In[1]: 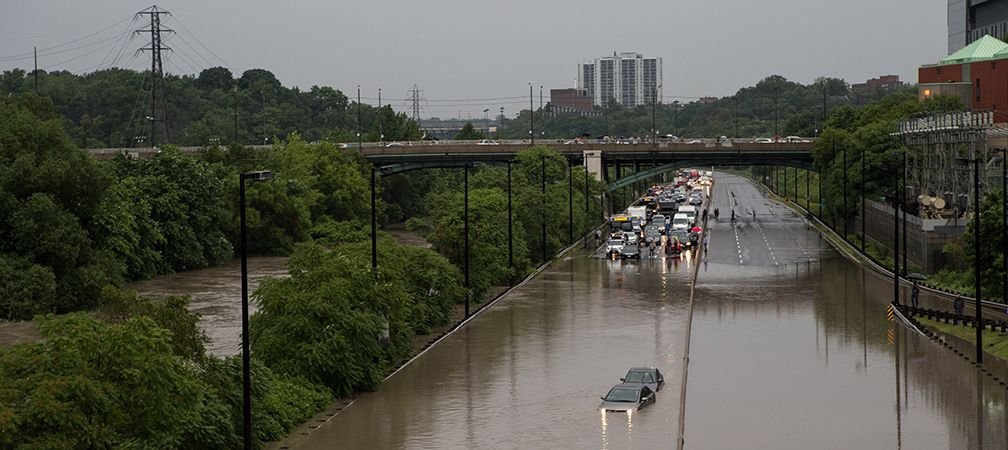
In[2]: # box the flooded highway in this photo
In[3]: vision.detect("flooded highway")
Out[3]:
[281,172,1007,449]
[129,174,1006,449]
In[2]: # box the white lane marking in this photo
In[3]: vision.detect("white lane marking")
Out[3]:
[753,217,779,266]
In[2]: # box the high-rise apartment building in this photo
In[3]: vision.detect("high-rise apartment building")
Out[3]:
[949,0,1008,53]
[577,52,662,107]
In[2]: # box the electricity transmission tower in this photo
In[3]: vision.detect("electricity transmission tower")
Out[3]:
[409,84,422,123]
[135,5,172,146]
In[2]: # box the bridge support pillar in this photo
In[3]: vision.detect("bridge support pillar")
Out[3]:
[583,150,604,181]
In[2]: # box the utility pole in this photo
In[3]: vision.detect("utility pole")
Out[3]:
[651,86,657,144]
[973,154,983,363]
[377,88,382,142]
[136,6,172,146]
[233,83,238,143]
[539,85,544,140]
[499,107,505,137]
[773,81,779,139]
[530,83,535,146]
[734,96,739,139]
[822,80,827,129]
[357,86,362,149]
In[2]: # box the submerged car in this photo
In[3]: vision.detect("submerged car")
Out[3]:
[598,383,656,412]
[620,367,665,392]
[606,239,624,258]
[620,244,641,260]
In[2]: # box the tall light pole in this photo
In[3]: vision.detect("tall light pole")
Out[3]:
[240,169,273,450]
[673,101,680,137]
[651,85,658,144]
[861,145,866,253]
[529,83,534,146]
[357,85,362,149]
[773,81,779,139]
[971,154,983,363]
[539,85,544,139]
[734,95,739,139]
[378,88,383,142]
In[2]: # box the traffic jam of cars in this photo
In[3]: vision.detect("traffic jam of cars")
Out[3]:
[602,169,712,261]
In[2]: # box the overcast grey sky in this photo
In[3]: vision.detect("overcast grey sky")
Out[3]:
[1,0,946,118]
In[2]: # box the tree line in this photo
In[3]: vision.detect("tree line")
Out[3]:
[0,66,421,148]
[0,90,606,446]
[500,76,913,140]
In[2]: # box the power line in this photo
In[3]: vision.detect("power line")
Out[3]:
[0,16,133,61]
[167,14,230,68]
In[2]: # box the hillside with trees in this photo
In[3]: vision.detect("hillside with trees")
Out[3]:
[0,66,421,148]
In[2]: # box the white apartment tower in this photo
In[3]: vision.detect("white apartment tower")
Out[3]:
[578,52,662,107]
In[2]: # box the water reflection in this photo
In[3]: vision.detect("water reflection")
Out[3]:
[686,256,1008,449]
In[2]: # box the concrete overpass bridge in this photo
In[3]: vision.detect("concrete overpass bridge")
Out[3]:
[87,138,815,189]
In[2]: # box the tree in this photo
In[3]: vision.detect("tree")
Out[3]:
[0,313,236,449]
[454,121,484,140]
[196,66,234,91]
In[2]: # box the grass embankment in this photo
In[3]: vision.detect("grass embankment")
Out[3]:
[917,317,1008,361]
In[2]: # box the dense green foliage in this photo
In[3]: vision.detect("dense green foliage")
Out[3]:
[251,237,465,397]
[406,146,605,295]
[502,76,912,139]
[0,67,421,148]
[0,290,330,448]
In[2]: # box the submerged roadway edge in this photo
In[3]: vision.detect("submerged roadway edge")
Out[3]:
[676,179,714,450]
[268,222,610,449]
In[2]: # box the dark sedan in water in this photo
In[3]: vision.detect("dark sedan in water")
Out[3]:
[598,383,656,412]
[620,367,665,392]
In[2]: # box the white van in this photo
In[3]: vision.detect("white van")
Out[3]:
[678,205,697,224]
[672,213,690,230]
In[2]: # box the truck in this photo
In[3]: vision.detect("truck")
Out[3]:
[627,206,648,223]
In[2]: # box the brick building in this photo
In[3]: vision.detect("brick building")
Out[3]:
[550,88,593,113]
[918,34,1008,119]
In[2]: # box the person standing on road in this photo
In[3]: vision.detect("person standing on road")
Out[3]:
[910,283,920,308]
[954,295,964,316]
[702,209,708,222]
[714,207,720,220]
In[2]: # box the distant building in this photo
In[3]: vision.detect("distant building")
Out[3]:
[698,96,718,104]
[550,88,593,115]
[949,0,1008,53]
[851,75,903,91]
[918,35,1008,120]
[577,52,662,107]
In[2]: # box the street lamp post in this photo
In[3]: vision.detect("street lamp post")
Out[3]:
[464,164,470,317]
[240,169,273,450]
[902,151,907,276]
[971,155,983,363]
[541,155,547,262]
[861,145,866,253]
[893,151,901,306]
[507,161,513,271]
[530,83,534,146]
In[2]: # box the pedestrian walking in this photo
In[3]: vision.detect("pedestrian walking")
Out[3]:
[714,207,720,220]
[730,209,735,222]
[910,283,920,308]
[954,295,964,316]
[702,209,708,222]
[703,233,710,253]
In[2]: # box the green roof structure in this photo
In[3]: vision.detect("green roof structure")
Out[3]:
[940,35,1008,64]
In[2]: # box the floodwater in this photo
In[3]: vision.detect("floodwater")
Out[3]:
[129,256,288,356]
[134,174,1006,449]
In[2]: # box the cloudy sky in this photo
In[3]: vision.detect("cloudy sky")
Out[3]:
[2,0,946,118]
